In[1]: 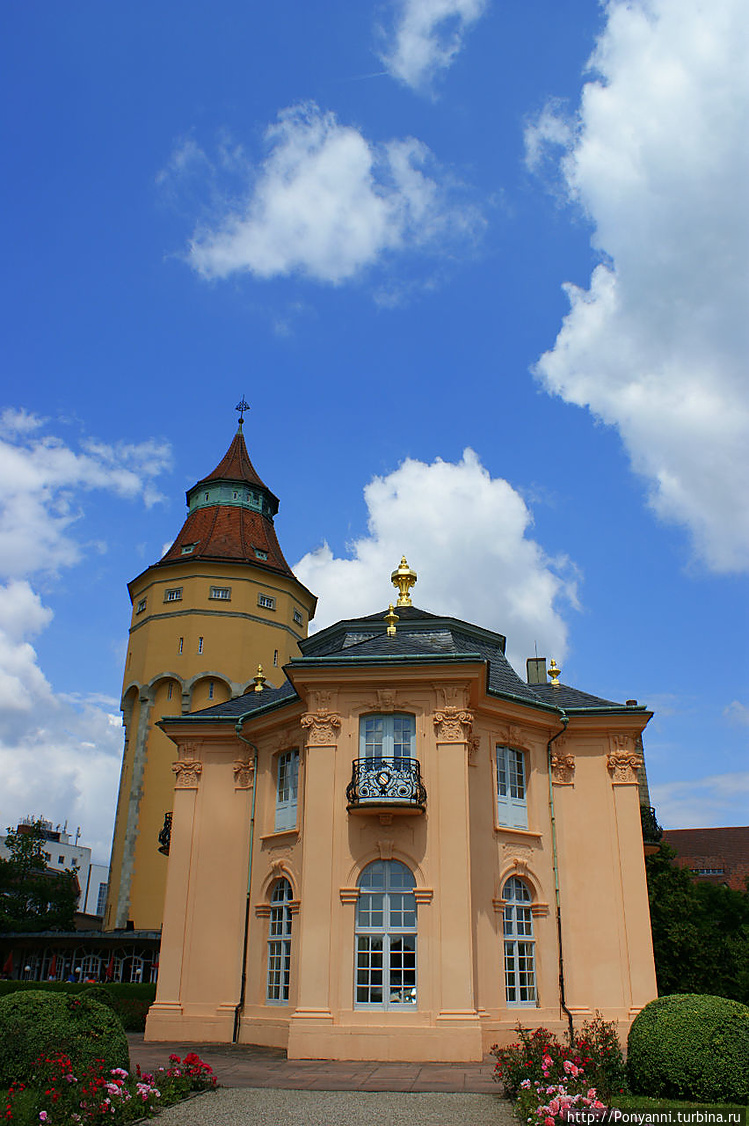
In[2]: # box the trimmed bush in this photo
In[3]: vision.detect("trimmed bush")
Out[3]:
[627,993,749,1104]
[0,989,129,1085]
[0,981,156,1031]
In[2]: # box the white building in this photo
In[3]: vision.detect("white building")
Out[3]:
[0,818,109,918]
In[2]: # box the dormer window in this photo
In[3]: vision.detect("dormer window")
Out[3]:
[255,549,268,561]
[181,543,196,555]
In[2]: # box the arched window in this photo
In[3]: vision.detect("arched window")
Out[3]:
[502,876,536,1005]
[355,860,417,1008]
[266,878,293,1003]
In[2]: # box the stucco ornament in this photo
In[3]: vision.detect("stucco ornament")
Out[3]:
[499,724,530,751]
[607,735,644,784]
[172,759,202,789]
[551,751,576,785]
[233,757,255,789]
[468,734,481,766]
[301,707,342,745]
[376,689,397,712]
[433,706,474,742]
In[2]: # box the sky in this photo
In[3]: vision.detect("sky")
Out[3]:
[0,0,747,864]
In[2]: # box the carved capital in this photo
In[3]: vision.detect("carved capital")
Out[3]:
[301,708,341,746]
[172,759,202,789]
[433,706,474,743]
[551,751,576,785]
[233,757,255,789]
[608,750,643,784]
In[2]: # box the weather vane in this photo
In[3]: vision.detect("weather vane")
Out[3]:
[235,397,250,424]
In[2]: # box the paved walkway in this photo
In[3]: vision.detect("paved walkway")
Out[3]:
[127,1033,501,1093]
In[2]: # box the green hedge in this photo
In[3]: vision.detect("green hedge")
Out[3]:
[0,990,130,1085]
[627,993,749,1104]
[0,981,156,1031]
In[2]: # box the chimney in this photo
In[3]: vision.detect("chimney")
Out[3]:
[527,657,547,685]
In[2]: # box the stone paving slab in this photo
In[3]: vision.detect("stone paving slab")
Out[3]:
[127,1034,500,1093]
[153,1088,515,1126]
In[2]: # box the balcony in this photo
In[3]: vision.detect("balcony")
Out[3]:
[346,757,426,817]
[641,804,663,856]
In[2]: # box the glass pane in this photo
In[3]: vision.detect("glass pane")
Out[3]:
[361,716,385,759]
[509,750,525,799]
[392,715,415,759]
[497,747,508,797]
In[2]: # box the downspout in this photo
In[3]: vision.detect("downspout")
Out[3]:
[547,713,574,1044]
[233,720,259,1044]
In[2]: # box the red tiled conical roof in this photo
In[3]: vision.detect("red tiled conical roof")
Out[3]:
[157,503,294,577]
[193,422,270,492]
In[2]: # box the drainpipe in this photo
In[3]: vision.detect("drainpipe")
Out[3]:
[547,713,574,1044]
[232,720,259,1044]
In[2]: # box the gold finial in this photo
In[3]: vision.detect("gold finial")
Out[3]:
[384,603,399,638]
[253,664,267,692]
[391,556,417,607]
[548,659,561,687]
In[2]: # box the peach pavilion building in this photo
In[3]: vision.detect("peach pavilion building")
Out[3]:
[145,553,658,1060]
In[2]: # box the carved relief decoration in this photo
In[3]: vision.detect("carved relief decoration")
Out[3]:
[551,752,576,785]
[502,841,534,861]
[270,728,299,754]
[376,689,398,712]
[609,733,634,754]
[301,707,342,746]
[436,684,470,709]
[309,690,338,712]
[172,759,202,789]
[607,749,644,784]
[499,724,531,751]
[233,758,255,789]
[433,706,474,743]
[377,838,395,860]
[468,734,481,767]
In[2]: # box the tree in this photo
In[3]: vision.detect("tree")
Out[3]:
[646,844,749,1004]
[0,822,79,932]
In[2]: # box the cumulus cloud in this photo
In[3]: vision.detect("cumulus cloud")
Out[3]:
[379,0,489,91]
[0,414,172,861]
[651,772,749,830]
[529,0,749,572]
[723,700,749,727]
[294,449,576,674]
[0,408,171,577]
[186,102,480,285]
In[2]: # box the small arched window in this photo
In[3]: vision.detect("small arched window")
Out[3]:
[266,878,293,1003]
[502,876,536,1006]
[355,860,417,1008]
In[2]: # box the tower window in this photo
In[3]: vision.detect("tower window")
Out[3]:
[178,637,183,654]
[136,598,147,614]
[204,492,209,501]
[255,548,268,560]
[198,637,204,654]
[164,588,182,602]
[210,586,231,600]
[167,683,173,700]
[181,544,195,555]
[273,650,279,667]
[258,594,276,610]
[293,609,303,626]
[208,681,214,699]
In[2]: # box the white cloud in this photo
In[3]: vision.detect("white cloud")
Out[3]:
[0,409,171,578]
[529,0,749,572]
[186,102,479,285]
[651,771,749,829]
[723,700,749,727]
[0,415,173,862]
[379,0,489,91]
[294,449,576,674]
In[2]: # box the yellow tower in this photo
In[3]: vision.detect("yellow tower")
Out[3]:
[105,409,317,931]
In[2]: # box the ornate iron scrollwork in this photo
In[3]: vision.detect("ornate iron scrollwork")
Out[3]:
[346,757,426,809]
[158,811,173,855]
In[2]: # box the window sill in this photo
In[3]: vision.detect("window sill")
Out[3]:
[493,827,542,839]
[259,828,299,842]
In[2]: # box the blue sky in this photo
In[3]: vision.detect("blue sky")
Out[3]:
[1,0,747,862]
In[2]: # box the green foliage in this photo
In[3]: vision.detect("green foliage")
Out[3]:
[0,990,129,1085]
[627,993,749,1104]
[0,982,156,1033]
[491,1014,627,1101]
[646,845,749,1004]
[0,823,78,932]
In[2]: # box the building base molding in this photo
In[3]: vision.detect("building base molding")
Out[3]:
[145,1001,236,1043]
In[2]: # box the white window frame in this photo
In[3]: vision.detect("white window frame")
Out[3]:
[359,714,416,763]
[209,586,231,601]
[164,588,183,603]
[502,875,537,1006]
[355,860,417,1009]
[275,749,299,831]
[258,593,276,610]
[496,745,528,829]
[266,878,293,1003]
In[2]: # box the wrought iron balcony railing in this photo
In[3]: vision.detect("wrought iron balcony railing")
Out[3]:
[346,756,427,812]
[640,804,663,854]
[158,811,172,856]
